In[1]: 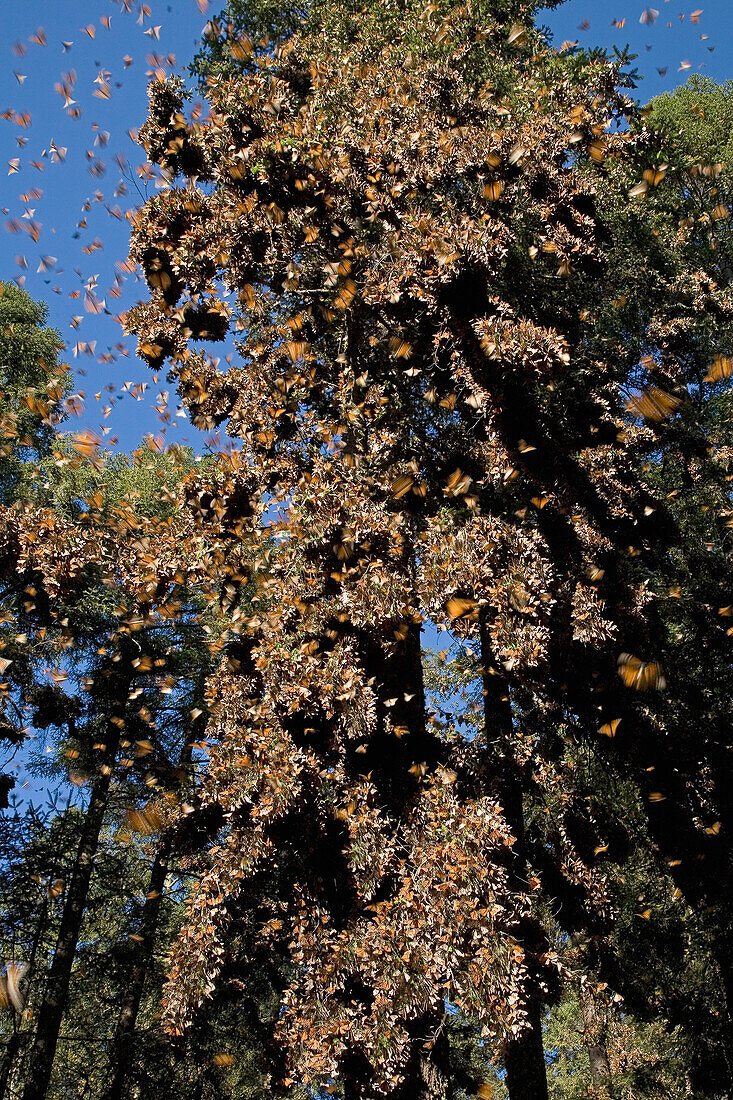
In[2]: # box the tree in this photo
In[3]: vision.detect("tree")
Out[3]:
[0,281,70,809]
[125,0,729,1095]
[0,439,215,1100]
[0,282,69,508]
[0,282,277,1099]
[1,796,287,1100]
[0,805,79,1099]
[586,76,733,1082]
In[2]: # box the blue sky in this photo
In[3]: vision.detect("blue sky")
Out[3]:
[1,0,732,805]
[547,0,730,99]
[1,0,213,455]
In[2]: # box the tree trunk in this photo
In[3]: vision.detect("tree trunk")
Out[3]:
[0,1031,23,1100]
[99,837,171,1100]
[1,892,48,1099]
[350,617,453,1100]
[101,727,197,1100]
[394,1016,452,1100]
[580,983,615,1099]
[504,999,548,1100]
[21,666,130,1100]
[408,1028,452,1100]
[480,617,548,1100]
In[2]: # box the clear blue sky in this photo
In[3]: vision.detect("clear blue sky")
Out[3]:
[1,0,732,805]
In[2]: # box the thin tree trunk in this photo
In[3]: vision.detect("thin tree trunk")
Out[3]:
[100,727,198,1100]
[480,617,548,1100]
[349,616,453,1100]
[0,893,48,1099]
[344,1013,450,1100]
[99,837,171,1100]
[21,667,130,1100]
[0,1031,23,1100]
[390,626,453,1100]
[504,999,548,1100]
[580,983,614,1098]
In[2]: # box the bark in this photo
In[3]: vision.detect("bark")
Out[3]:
[397,1018,452,1100]
[0,1031,23,1100]
[99,837,171,1100]
[480,617,548,1100]
[504,999,548,1100]
[101,726,198,1100]
[21,666,131,1100]
[580,983,615,1099]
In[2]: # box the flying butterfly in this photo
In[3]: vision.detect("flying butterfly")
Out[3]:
[123,803,164,836]
[705,355,732,383]
[392,474,415,499]
[0,962,29,1013]
[617,653,666,691]
[483,179,504,200]
[626,386,681,422]
[506,24,528,47]
[446,597,478,620]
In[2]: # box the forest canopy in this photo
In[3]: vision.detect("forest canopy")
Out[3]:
[1,3,733,1100]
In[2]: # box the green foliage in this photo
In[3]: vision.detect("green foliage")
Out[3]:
[0,282,69,506]
[647,76,733,170]
[0,805,291,1100]
[36,442,201,523]
[544,990,689,1100]
[192,0,567,89]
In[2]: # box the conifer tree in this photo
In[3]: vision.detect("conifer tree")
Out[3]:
[0,281,70,808]
[124,1,733,1096]
[0,438,216,1100]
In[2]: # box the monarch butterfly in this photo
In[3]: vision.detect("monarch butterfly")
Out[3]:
[626,387,681,422]
[0,961,29,1013]
[705,355,732,383]
[392,474,414,499]
[446,597,478,620]
[482,180,504,200]
[617,653,666,691]
[123,804,164,836]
